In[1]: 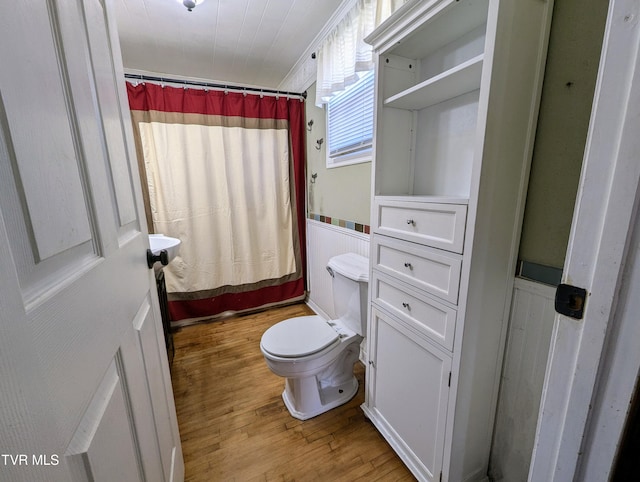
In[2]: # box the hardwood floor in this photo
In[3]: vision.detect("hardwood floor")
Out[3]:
[170,303,415,481]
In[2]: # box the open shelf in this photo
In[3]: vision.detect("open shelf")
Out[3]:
[387,0,489,60]
[384,54,483,110]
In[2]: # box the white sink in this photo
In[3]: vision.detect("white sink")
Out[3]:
[149,234,181,263]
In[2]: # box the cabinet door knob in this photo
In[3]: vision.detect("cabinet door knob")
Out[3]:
[404,262,413,270]
[402,302,411,310]
[406,219,415,225]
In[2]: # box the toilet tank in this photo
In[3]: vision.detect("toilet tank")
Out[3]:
[327,253,369,335]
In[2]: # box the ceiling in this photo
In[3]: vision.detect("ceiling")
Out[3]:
[113,0,344,90]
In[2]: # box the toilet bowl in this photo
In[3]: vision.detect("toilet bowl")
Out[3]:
[260,253,369,420]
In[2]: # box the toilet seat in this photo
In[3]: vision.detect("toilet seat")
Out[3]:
[261,315,339,358]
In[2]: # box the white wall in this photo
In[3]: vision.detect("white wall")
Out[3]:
[489,278,556,481]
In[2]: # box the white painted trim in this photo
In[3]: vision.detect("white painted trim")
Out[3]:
[306,217,370,240]
[577,190,640,480]
[528,0,640,480]
[512,277,556,299]
[326,149,373,169]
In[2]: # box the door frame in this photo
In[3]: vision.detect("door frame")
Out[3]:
[528,0,640,480]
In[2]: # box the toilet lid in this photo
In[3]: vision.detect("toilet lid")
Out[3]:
[261,315,339,358]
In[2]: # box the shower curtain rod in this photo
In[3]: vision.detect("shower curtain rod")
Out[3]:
[124,73,307,99]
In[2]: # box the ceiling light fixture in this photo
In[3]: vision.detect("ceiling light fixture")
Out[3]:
[180,0,205,12]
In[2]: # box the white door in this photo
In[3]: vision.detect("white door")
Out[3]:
[528,0,640,480]
[0,1,183,481]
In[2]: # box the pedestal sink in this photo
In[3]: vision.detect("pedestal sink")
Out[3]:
[148,234,181,267]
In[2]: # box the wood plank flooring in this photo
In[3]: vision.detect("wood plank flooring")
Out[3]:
[170,303,415,481]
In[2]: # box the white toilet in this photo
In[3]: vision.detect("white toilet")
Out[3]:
[260,253,369,420]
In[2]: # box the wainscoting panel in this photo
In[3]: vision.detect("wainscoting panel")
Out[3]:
[306,219,370,319]
[489,277,556,482]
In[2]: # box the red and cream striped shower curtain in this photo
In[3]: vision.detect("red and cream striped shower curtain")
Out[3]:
[127,83,306,321]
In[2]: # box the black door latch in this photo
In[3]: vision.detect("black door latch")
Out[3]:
[555,283,587,319]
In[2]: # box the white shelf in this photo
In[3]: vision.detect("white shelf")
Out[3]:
[374,195,469,205]
[384,54,483,110]
[384,0,489,60]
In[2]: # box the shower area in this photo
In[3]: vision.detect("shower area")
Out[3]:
[127,80,307,323]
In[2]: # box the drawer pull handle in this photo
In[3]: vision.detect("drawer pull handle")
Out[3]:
[402,302,411,310]
[404,262,413,270]
[406,219,415,226]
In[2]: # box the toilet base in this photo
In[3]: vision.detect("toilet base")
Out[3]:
[282,375,358,420]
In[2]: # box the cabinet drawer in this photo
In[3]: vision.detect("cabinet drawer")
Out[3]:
[373,235,462,304]
[372,272,456,351]
[374,199,467,253]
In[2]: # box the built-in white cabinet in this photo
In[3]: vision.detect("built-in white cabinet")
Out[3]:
[362,1,553,481]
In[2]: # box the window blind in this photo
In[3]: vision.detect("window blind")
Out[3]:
[327,70,375,159]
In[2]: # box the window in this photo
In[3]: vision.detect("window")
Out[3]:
[326,70,375,168]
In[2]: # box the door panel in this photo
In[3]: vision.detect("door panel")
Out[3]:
[83,0,137,228]
[65,360,142,482]
[54,0,137,250]
[135,299,179,480]
[0,89,97,304]
[369,308,451,481]
[0,2,93,262]
[0,1,183,480]
[120,300,167,482]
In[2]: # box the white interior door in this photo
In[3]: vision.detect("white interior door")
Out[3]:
[0,1,183,481]
[528,0,640,480]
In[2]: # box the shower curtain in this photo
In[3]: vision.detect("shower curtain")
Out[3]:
[127,82,306,321]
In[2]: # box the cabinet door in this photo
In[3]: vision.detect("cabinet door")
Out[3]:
[367,308,451,481]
